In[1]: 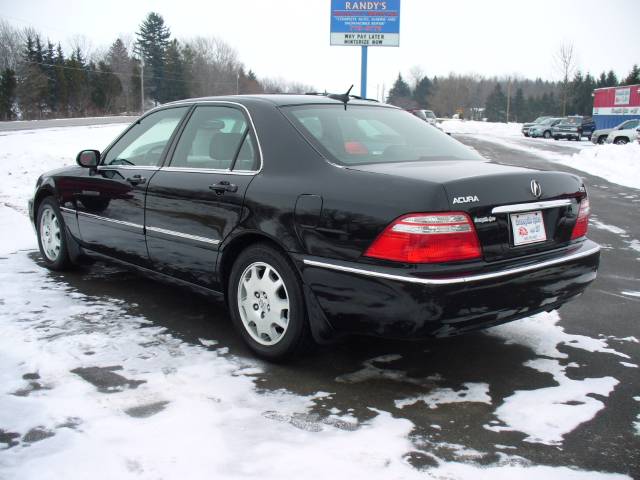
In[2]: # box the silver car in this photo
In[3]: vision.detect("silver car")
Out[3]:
[592,119,640,144]
[522,116,552,137]
[529,117,564,139]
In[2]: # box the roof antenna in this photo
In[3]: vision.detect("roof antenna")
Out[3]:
[328,85,354,110]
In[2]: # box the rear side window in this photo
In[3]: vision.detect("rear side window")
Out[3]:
[284,105,481,166]
[170,105,259,171]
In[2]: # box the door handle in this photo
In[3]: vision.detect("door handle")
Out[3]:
[209,181,238,194]
[126,175,147,186]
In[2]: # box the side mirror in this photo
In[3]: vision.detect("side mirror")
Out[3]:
[76,149,100,168]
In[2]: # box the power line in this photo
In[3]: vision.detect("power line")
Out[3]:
[21,59,241,87]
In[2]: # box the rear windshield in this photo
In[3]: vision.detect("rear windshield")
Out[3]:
[283,105,481,166]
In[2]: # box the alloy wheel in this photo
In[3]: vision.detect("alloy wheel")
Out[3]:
[237,261,290,346]
[39,206,61,261]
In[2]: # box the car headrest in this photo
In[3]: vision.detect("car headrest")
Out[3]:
[209,133,244,161]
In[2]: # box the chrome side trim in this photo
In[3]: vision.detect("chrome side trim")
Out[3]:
[59,206,76,214]
[303,245,600,286]
[98,165,160,171]
[160,166,255,176]
[76,210,143,230]
[491,199,572,214]
[146,226,220,245]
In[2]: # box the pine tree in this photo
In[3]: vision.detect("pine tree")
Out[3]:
[91,61,122,112]
[163,39,187,102]
[387,73,413,108]
[0,68,17,120]
[512,87,526,122]
[622,64,640,86]
[596,72,607,88]
[53,44,68,116]
[412,76,432,109]
[18,34,48,118]
[136,12,171,103]
[107,38,135,112]
[66,47,90,114]
[484,83,507,122]
[605,70,618,87]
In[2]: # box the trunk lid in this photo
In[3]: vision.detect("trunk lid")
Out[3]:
[348,160,585,261]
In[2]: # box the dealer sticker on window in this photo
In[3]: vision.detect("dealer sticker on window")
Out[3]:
[510,210,547,246]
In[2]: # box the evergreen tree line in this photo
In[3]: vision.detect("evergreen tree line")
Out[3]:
[387,65,640,123]
[0,15,312,120]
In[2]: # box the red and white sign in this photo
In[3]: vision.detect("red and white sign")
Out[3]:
[593,84,640,116]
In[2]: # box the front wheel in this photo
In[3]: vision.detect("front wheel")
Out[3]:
[544,131,552,139]
[228,243,311,360]
[36,197,74,270]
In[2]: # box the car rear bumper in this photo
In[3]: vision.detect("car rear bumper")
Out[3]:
[297,240,600,339]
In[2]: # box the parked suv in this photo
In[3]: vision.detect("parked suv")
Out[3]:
[529,117,563,138]
[522,116,552,137]
[552,116,595,141]
[410,109,438,126]
[592,119,640,144]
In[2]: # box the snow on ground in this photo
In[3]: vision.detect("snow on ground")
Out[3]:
[486,312,623,445]
[1,208,629,480]
[0,123,634,479]
[0,124,129,213]
[442,119,640,190]
[395,383,492,409]
[559,143,640,190]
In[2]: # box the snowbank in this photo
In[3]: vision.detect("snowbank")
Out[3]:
[557,143,640,190]
[441,119,524,138]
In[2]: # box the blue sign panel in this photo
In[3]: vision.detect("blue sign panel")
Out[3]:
[330,0,400,46]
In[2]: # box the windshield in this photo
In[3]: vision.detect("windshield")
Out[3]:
[540,118,559,125]
[564,117,580,125]
[284,105,482,166]
[424,110,436,119]
[534,116,548,123]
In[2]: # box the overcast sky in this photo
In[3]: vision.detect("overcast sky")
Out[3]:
[0,0,637,98]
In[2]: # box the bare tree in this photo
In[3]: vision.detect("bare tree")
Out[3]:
[408,65,424,88]
[555,43,576,116]
[0,20,23,71]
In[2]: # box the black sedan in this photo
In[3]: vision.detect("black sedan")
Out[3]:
[29,94,600,360]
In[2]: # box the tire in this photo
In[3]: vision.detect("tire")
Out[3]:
[543,130,551,139]
[597,136,607,144]
[36,197,74,270]
[227,243,311,361]
[614,137,628,145]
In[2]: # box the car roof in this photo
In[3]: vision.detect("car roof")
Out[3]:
[164,94,390,108]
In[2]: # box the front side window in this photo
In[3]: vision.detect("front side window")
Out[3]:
[103,107,188,167]
[169,105,258,171]
[284,105,481,166]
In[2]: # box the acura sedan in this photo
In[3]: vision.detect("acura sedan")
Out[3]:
[29,94,600,360]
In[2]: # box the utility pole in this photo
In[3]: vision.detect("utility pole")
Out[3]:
[236,71,240,95]
[140,56,145,114]
[506,77,512,123]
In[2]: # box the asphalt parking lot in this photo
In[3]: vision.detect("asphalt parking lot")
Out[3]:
[1,125,638,478]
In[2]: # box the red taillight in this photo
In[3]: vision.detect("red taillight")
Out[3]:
[571,198,590,240]
[365,212,482,263]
